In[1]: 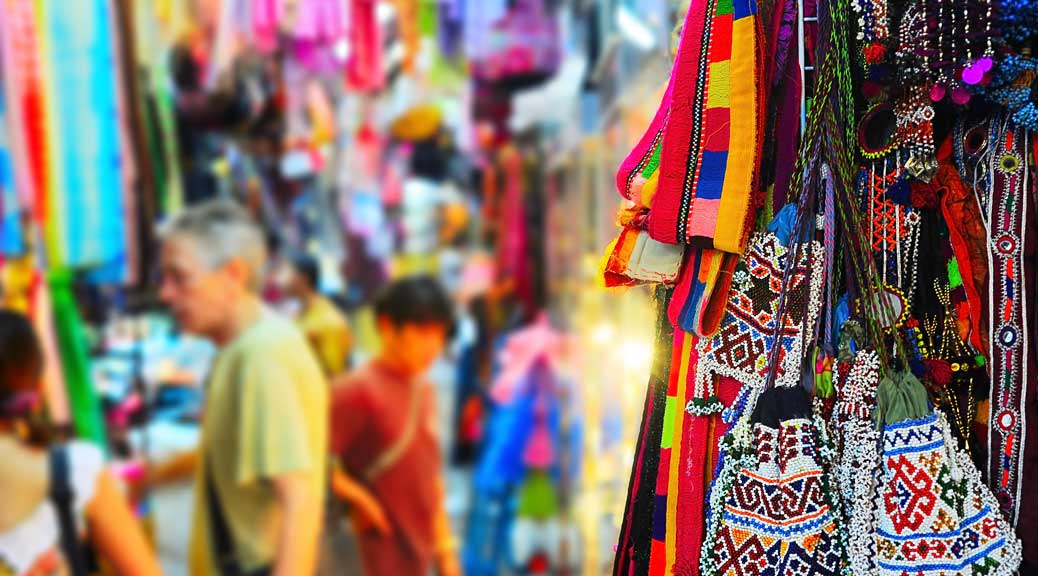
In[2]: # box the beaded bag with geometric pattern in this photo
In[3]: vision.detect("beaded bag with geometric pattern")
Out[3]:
[868,372,1022,576]
[700,386,845,576]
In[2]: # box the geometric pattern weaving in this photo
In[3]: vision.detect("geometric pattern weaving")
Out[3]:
[695,232,824,402]
[876,411,1022,576]
[706,418,843,576]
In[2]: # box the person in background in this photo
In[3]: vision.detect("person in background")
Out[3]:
[287,254,353,377]
[330,276,460,575]
[149,200,328,576]
[0,310,162,576]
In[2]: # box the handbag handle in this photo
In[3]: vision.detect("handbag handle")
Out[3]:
[50,445,90,576]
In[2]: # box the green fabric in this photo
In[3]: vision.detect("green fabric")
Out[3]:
[419,0,438,36]
[947,258,964,290]
[49,271,106,447]
[874,370,930,426]
[516,471,559,520]
[190,310,328,573]
[641,142,662,178]
[661,396,676,449]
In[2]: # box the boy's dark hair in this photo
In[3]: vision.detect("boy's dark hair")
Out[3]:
[292,253,321,291]
[374,275,455,335]
[0,310,44,404]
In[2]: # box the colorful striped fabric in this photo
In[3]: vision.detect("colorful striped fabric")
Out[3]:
[39,0,128,274]
[667,246,737,338]
[608,0,765,338]
[649,0,764,253]
[0,73,22,256]
[644,329,746,575]
[648,328,693,575]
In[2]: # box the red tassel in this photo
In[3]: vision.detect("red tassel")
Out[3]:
[924,358,953,389]
[864,42,887,64]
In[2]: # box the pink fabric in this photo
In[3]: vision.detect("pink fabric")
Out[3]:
[615,75,675,202]
[252,0,280,52]
[674,375,742,571]
[647,0,709,245]
[523,423,555,468]
[292,0,346,41]
[346,0,384,91]
[491,316,564,404]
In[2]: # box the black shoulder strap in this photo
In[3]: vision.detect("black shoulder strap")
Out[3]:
[49,445,89,576]
[206,456,244,576]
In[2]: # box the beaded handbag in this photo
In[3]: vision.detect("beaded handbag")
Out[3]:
[689,228,824,414]
[868,370,1023,575]
[700,386,844,576]
[699,171,842,576]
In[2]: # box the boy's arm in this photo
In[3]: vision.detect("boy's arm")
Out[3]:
[432,473,460,576]
[330,464,392,535]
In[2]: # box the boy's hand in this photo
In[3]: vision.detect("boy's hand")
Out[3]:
[350,493,393,537]
[332,466,393,536]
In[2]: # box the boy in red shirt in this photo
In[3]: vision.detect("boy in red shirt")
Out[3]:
[329,276,460,575]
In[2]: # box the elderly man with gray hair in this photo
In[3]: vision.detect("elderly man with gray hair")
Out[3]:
[149,200,328,576]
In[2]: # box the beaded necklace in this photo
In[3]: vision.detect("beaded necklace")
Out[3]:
[920,279,980,455]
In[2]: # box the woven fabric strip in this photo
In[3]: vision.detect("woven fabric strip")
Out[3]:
[985,122,1030,525]
[614,288,675,576]
[667,246,738,337]
[649,0,764,253]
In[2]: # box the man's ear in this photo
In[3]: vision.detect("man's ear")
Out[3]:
[222,257,253,289]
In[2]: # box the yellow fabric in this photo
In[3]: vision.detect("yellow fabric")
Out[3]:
[716,17,759,253]
[640,170,660,207]
[297,295,352,377]
[189,311,328,575]
[705,61,731,108]
[0,256,34,314]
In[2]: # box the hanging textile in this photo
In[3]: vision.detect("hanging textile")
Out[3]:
[131,0,183,214]
[608,0,771,337]
[648,0,765,253]
[984,120,1031,525]
[0,0,46,222]
[0,72,23,256]
[347,0,385,92]
[38,0,128,275]
[700,387,843,576]
[49,271,105,446]
[692,229,824,408]
[613,287,674,575]
[876,409,1021,575]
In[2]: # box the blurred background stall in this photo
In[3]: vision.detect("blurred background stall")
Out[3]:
[0,1,685,574]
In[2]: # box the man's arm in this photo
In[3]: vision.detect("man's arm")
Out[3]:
[150,449,198,484]
[270,472,321,576]
[134,448,198,501]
